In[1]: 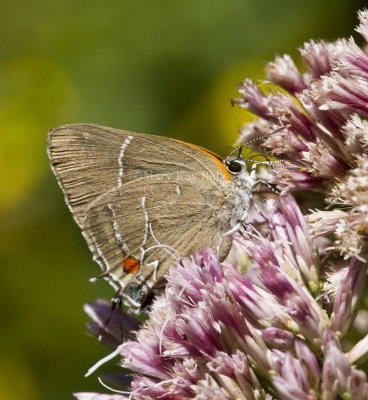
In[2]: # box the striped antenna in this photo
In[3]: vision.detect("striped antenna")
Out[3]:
[226,124,292,161]
[226,124,310,172]
[245,158,310,172]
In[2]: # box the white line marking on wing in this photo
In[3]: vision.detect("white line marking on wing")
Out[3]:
[107,203,129,253]
[118,135,133,187]
[140,196,149,263]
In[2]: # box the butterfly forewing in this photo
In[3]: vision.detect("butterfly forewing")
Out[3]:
[48,124,228,225]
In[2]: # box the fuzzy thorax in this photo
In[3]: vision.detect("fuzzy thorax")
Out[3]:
[221,161,256,228]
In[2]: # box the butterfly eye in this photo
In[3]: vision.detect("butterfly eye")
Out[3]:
[226,159,243,174]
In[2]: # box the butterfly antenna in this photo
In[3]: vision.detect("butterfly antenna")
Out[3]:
[226,124,291,161]
[245,153,272,165]
[244,154,311,173]
[242,124,292,147]
[238,146,243,158]
[230,124,310,172]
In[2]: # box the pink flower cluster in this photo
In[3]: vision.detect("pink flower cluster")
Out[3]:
[76,10,368,400]
[77,196,367,400]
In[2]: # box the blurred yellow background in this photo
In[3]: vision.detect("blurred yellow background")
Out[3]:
[0,1,366,399]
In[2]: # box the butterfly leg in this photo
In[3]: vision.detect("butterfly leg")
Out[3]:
[216,215,248,258]
[222,222,242,237]
[253,178,280,194]
[96,296,122,341]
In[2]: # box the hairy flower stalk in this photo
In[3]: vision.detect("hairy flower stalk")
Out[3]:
[76,10,368,400]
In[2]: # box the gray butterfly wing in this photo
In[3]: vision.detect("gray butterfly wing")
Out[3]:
[83,172,232,308]
[48,124,232,308]
[48,123,229,227]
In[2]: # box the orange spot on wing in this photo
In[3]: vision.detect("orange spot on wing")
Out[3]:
[123,257,140,273]
[172,139,230,181]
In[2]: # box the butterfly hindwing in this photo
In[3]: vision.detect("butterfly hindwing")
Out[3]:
[83,172,232,307]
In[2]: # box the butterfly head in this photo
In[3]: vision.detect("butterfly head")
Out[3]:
[224,156,248,176]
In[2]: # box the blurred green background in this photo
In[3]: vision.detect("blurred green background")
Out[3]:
[0,1,366,398]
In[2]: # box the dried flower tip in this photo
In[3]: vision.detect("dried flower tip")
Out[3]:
[356,9,368,43]
[311,73,368,116]
[343,114,368,151]
[299,40,333,78]
[265,54,306,95]
[333,38,368,80]
[307,209,348,237]
[301,141,348,179]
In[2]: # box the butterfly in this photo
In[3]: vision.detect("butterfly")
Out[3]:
[48,123,286,310]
